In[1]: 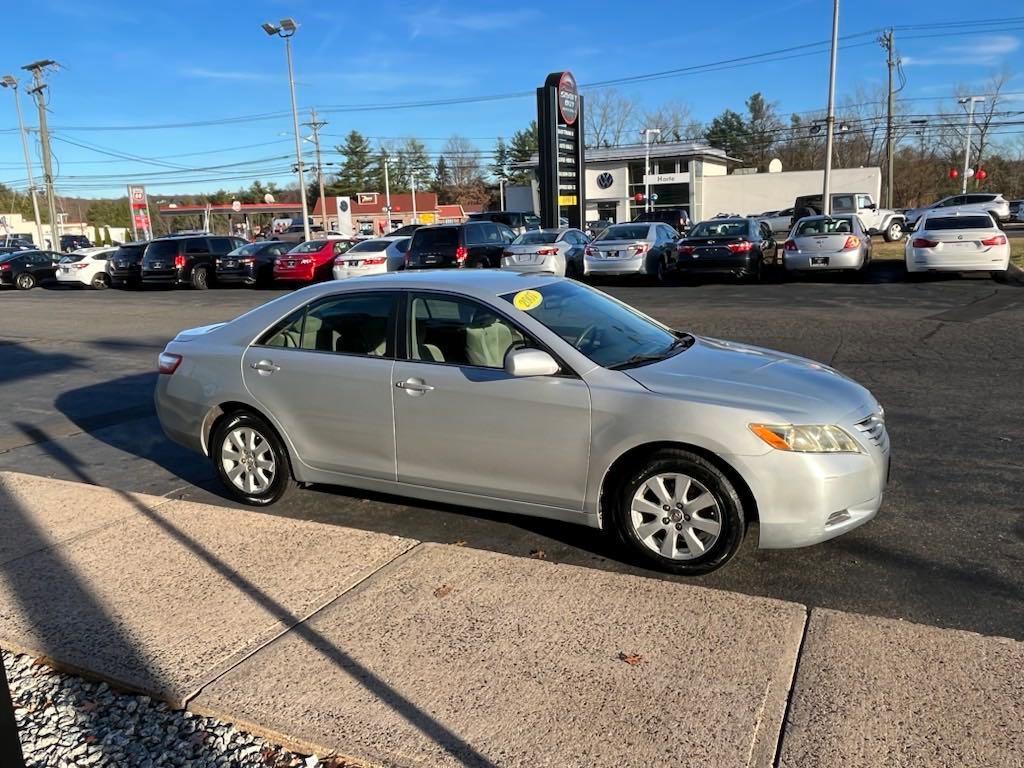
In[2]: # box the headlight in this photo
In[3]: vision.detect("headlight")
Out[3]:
[749,423,861,453]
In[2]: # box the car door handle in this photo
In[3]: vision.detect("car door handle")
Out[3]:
[250,360,280,374]
[396,378,434,394]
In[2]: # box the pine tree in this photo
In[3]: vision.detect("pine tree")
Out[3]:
[431,156,452,202]
[509,121,539,185]
[400,138,433,192]
[332,130,372,196]
[490,137,510,183]
[103,226,112,246]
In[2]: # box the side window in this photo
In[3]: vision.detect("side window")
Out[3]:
[185,239,207,255]
[333,240,353,256]
[408,293,534,369]
[258,309,304,348]
[462,224,482,245]
[759,223,772,240]
[498,224,516,243]
[209,237,233,254]
[833,195,855,211]
[484,224,501,244]
[943,196,965,207]
[856,195,873,209]
[301,293,395,356]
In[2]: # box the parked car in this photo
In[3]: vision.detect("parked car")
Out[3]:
[0,245,32,257]
[332,237,411,280]
[792,193,906,241]
[405,222,516,270]
[59,234,92,253]
[905,213,1009,279]
[274,239,356,284]
[216,241,291,287]
[500,228,589,277]
[676,218,778,282]
[585,219,612,239]
[141,235,247,289]
[467,211,541,236]
[55,247,117,289]
[1008,200,1022,220]
[271,224,347,244]
[758,208,796,235]
[0,249,63,290]
[388,224,423,237]
[782,216,871,274]
[2,236,34,249]
[903,193,1012,228]
[108,242,149,289]
[633,208,692,234]
[583,222,679,282]
[155,270,889,574]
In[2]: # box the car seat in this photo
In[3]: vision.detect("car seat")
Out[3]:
[415,322,444,362]
[465,313,518,368]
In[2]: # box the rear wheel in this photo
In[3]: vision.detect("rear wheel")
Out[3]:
[15,272,35,290]
[654,256,668,284]
[91,273,110,290]
[884,221,904,242]
[211,412,295,506]
[190,266,209,290]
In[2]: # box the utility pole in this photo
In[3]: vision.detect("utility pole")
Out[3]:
[22,60,61,250]
[383,154,392,225]
[822,0,840,215]
[880,29,895,209]
[303,108,328,228]
[410,171,418,224]
[641,128,660,212]
[1,76,44,248]
[959,96,984,195]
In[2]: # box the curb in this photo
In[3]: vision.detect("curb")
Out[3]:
[1006,263,1024,286]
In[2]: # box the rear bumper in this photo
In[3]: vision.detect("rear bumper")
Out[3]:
[215,266,257,284]
[905,248,1010,273]
[142,267,185,285]
[784,249,865,271]
[109,267,140,283]
[676,253,757,273]
[584,255,648,276]
[56,271,89,285]
[332,264,388,280]
[273,268,316,282]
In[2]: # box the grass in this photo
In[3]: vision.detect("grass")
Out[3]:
[870,235,1024,269]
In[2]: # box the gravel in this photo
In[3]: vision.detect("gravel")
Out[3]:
[3,650,361,768]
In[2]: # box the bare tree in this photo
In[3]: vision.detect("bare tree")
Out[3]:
[935,70,1013,171]
[642,101,703,143]
[443,135,484,189]
[584,88,639,148]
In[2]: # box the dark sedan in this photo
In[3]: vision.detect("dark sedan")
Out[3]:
[108,242,149,289]
[215,240,291,287]
[675,218,778,282]
[0,249,63,290]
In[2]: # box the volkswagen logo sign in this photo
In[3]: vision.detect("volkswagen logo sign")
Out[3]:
[596,172,614,190]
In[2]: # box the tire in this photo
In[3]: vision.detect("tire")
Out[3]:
[15,272,35,291]
[91,273,110,290]
[190,265,210,290]
[211,411,295,506]
[883,220,904,242]
[611,448,746,575]
[654,256,668,284]
[747,257,764,283]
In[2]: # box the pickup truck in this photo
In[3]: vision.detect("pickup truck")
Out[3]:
[792,193,906,241]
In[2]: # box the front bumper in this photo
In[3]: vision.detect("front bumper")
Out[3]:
[584,254,648,276]
[784,248,865,271]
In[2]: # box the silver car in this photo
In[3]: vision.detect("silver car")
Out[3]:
[501,228,588,278]
[783,215,872,272]
[155,271,889,574]
[583,222,679,282]
[904,193,1011,227]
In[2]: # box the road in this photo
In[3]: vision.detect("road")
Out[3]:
[1,264,1021,640]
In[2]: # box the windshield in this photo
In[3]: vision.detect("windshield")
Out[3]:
[348,240,391,253]
[290,240,327,254]
[501,281,689,369]
[923,215,994,230]
[514,231,559,245]
[795,218,854,236]
[413,228,458,248]
[688,220,748,238]
[597,224,650,241]
[145,240,178,259]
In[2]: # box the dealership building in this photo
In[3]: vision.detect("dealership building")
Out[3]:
[510,140,881,224]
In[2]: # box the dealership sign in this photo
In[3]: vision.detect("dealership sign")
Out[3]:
[537,71,586,229]
[127,185,152,241]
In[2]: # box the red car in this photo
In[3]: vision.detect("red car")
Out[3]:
[273,239,355,284]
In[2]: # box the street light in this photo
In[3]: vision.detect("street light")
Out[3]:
[822,0,840,215]
[641,128,661,213]
[262,18,310,242]
[958,96,984,195]
[0,74,45,248]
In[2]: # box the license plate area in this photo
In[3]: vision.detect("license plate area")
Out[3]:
[222,260,237,268]
[348,260,360,267]
[810,256,830,266]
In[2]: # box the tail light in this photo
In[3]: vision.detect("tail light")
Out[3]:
[783,240,798,251]
[174,255,186,269]
[678,244,695,255]
[536,248,558,255]
[404,253,411,267]
[727,241,753,253]
[455,245,468,264]
[628,243,650,254]
[912,237,938,248]
[0,264,10,271]
[584,246,594,256]
[981,234,1007,246]
[362,257,386,265]
[157,352,182,375]
[842,236,860,250]
[239,257,255,265]
[333,256,346,265]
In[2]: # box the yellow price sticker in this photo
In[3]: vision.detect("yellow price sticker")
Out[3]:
[513,289,543,311]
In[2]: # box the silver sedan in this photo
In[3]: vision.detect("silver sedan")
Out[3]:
[155,271,889,574]
[500,228,588,277]
[783,215,872,272]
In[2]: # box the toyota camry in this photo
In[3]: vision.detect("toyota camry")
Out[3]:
[154,271,889,574]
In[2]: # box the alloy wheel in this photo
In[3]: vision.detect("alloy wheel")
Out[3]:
[629,473,722,560]
[16,273,33,290]
[220,427,276,494]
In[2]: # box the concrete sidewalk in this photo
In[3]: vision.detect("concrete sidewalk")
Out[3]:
[1,471,1021,768]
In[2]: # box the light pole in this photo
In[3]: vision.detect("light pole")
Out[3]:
[383,153,392,230]
[822,0,840,215]
[21,60,61,248]
[641,128,660,212]
[410,171,418,224]
[958,96,984,195]
[1,76,44,248]
[499,178,505,212]
[262,18,310,242]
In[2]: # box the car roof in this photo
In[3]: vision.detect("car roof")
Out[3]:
[290,268,560,300]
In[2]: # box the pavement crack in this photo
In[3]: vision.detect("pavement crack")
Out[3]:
[771,607,811,768]
[828,330,845,367]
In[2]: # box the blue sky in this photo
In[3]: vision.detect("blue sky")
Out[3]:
[1,0,1021,199]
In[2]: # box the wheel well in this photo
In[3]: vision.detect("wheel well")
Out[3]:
[599,441,759,526]
[203,401,276,456]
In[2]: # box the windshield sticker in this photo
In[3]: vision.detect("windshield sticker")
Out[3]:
[513,289,543,311]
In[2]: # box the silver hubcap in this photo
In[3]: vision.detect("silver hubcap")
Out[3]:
[221,427,275,495]
[630,473,722,560]
[17,275,31,288]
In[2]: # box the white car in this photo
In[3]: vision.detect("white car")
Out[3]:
[55,247,117,289]
[331,237,410,280]
[904,193,1011,228]
[905,213,1009,279]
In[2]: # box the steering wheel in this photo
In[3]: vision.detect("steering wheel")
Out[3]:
[574,324,599,351]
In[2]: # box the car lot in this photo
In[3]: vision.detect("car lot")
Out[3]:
[0,264,1021,639]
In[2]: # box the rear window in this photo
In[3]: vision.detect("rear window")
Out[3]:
[291,240,327,254]
[923,215,994,230]
[412,228,459,249]
[514,231,559,245]
[348,240,392,253]
[145,240,179,259]
[687,221,748,238]
[598,224,650,241]
[965,194,996,203]
[795,218,854,236]
[113,244,144,259]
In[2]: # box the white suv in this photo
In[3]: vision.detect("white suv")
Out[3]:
[904,193,1011,227]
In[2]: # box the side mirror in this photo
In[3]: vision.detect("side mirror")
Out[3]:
[504,348,560,377]
[867,203,877,210]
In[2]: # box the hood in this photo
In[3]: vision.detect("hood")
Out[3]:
[624,336,876,423]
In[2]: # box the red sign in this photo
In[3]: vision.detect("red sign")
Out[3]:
[557,71,578,126]
[127,185,153,240]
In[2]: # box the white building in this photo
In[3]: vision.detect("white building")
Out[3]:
[0,212,128,248]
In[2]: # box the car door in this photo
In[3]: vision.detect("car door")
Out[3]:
[392,291,591,510]
[757,221,777,264]
[35,252,60,282]
[241,291,399,480]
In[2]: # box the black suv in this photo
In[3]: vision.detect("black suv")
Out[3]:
[108,242,148,289]
[405,222,516,270]
[60,234,92,253]
[141,235,247,289]
[467,211,540,236]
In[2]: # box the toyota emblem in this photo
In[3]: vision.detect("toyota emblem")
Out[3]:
[957,234,963,240]
[596,172,614,190]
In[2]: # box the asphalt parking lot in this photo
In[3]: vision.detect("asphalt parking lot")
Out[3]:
[1,263,1021,640]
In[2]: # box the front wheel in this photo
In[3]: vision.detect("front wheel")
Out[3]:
[190,265,210,290]
[15,272,35,290]
[91,273,110,290]
[611,449,746,575]
[883,221,904,242]
[211,412,295,506]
